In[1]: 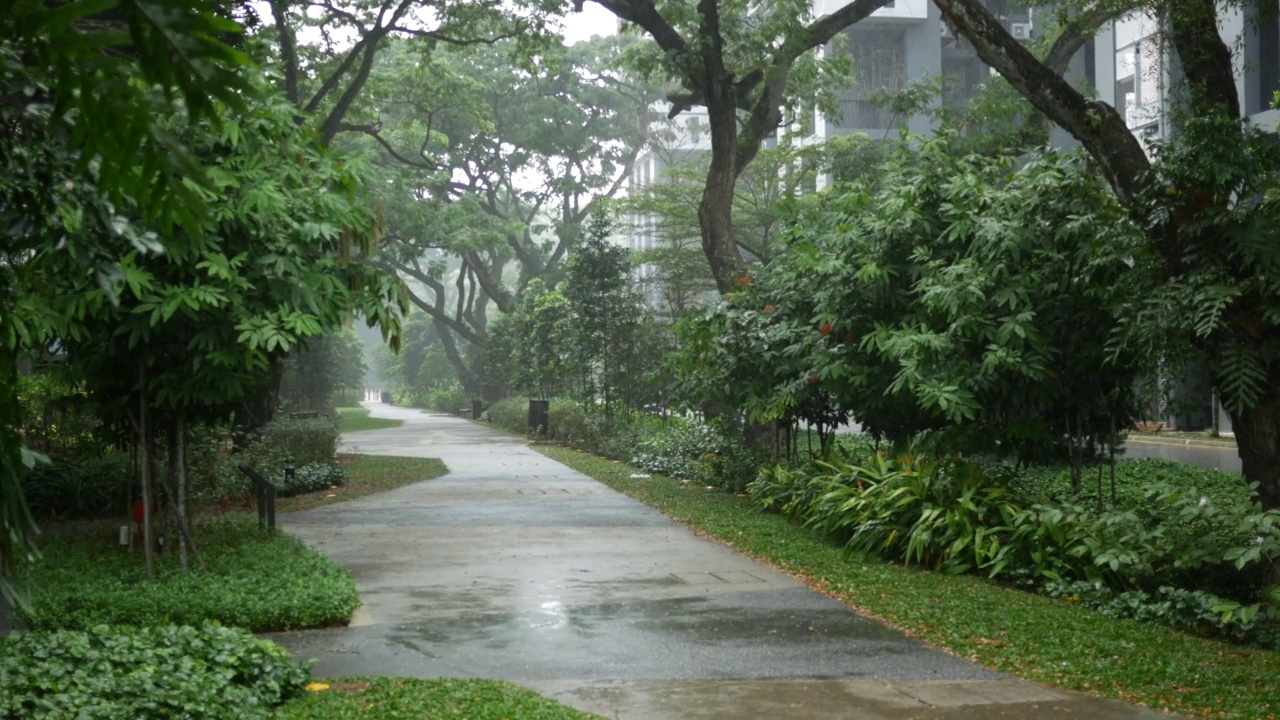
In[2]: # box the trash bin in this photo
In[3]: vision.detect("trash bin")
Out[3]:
[380,391,392,404]
[527,399,549,438]
[472,400,484,420]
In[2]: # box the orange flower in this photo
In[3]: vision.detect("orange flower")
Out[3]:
[820,322,832,337]
[763,305,775,314]
[808,373,820,384]
[735,276,753,286]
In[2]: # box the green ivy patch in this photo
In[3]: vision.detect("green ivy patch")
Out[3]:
[0,624,308,720]
[17,515,358,633]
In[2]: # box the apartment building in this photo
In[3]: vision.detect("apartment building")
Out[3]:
[624,3,1279,432]
[622,0,1041,295]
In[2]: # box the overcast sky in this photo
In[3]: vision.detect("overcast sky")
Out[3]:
[560,2,618,45]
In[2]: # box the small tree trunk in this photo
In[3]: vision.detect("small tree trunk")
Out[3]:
[168,415,188,573]
[137,364,154,579]
[1110,415,1117,506]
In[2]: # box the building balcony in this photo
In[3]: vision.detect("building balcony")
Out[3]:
[815,0,928,23]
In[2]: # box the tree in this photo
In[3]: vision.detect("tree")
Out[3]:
[282,330,368,410]
[670,136,1145,470]
[1,0,252,603]
[934,0,1280,509]
[346,35,658,390]
[582,0,890,293]
[264,0,552,144]
[18,75,406,576]
[623,130,858,318]
[560,211,664,413]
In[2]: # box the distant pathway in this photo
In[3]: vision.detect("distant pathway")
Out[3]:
[271,403,1175,719]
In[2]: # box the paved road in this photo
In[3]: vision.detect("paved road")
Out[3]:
[1123,436,1242,473]
[270,404,1175,719]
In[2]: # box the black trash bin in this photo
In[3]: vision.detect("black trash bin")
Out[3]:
[527,399,549,438]
[380,391,392,404]
[472,400,484,420]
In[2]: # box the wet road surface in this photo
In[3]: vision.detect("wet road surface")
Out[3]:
[270,404,1177,719]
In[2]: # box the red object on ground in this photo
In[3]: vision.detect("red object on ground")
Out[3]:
[132,500,146,525]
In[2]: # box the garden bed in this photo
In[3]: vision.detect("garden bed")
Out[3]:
[274,454,448,513]
[16,515,358,633]
[337,407,404,433]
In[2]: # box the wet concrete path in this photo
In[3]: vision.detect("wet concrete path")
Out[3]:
[271,404,1175,719]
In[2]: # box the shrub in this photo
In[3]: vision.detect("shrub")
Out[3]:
[751,449,1280,647]
[482,397,527,434]
[800,453,1023,575]
[279,463,345,498]
[630,417,735,480]
[18,515,359,633]
[546,401,590,444]
[426,384,471,414]
[20,453,131,520]
[193,416,341,505]
[691,444,769,492]
[258,415,339,467]
[0,623,308,720]
[1040,580,1280,648]
[1001,457,1252,509]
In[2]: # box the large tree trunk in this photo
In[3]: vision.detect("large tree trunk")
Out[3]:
[1228,385,1280,511]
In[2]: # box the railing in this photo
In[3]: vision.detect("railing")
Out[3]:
[238,465,277,534]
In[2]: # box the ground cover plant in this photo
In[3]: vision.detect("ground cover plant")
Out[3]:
[277,677,602,719]
[274,455,448,513]
[536,444,1280,720]
[0,623,308,720]
[337,407,403,433]
[753,449,1280,647]
[16,515,358,633]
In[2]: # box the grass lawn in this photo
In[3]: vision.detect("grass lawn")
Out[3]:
[278,677,600,719]
[536,444,1280,720]
[275,454,448,513]
[338,406,403,433]
[18,515,358,633]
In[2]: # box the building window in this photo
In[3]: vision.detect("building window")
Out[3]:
[1258,0,1280,113]
[685,116,701,144]
[829,29,907,131]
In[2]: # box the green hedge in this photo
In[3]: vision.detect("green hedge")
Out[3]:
[0,624,308,720]
[258,415,340,467]
[18,515,359,633]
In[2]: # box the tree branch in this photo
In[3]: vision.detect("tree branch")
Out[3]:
[382,260,486,345]
[933,0,1151,202]
[269,0,299,105]
[590,0,691,75]
[463,249,515,313]
[336,122,438,170]
[1165,0,1240,118]
[386,26,521,46]
[802,0,895,50]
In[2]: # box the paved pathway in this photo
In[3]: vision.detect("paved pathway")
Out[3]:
[271,404,1175,719]
[1123,436,1242,473]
